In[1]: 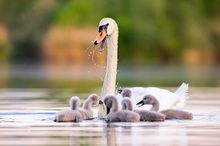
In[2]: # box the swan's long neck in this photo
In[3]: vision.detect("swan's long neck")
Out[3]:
[70,101,79,110]
[150,97,160,112]
[69,98,80,110]
[122,98,133,111]
[83,99,92,111]
[101,27,118,98]
[109,97,119,114]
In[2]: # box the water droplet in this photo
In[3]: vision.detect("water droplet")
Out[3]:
[116,82,119,89]
[88,70,91,73]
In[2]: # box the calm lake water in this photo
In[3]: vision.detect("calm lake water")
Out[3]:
[0,88,220,146]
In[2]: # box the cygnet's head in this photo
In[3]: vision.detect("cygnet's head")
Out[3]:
[69,96,80,110]
[121,88,132,98]
[136,95,155,107]
[93,18,118,52]
[104,95,113,109]
[121,97,133,111]
[88,94,100,106]
[103,95,117,114]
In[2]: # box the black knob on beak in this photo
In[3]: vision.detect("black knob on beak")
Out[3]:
[94,40,98,45]
[99,100,103,104]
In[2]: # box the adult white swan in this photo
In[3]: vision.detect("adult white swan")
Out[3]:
[93,18,189,118]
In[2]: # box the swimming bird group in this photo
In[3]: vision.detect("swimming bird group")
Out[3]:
[92,18,190,118]
[54,89,192,123]
[54,94,99,122]
[104,88,192,123]
[54,17,193,123]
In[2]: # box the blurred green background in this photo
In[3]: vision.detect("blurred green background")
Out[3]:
[0,0,220,90]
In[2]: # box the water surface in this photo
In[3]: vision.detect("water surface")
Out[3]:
[0,88,220,146]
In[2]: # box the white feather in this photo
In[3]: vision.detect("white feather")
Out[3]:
[117,82,189,111]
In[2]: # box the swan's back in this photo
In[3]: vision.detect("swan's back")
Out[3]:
[54,109,83,122]
[121,96,165,122]
[134,110,165,121]
[107,110,140,122]
[54,96,83,122]
[106,95,140,122]
[117,83,189,111]
[160,109,193,120]
[78,109,93,119]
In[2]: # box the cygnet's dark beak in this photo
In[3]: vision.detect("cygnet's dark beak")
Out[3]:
[117,88,123,94]
[136,100,144,107]
[99,100,103,104]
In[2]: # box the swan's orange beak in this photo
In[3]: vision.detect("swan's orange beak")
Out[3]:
[93,24,108,52]
[93,28,107,45]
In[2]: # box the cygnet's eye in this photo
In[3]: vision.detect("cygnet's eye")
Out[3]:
[104,98,108,104]
[143,97,147,100]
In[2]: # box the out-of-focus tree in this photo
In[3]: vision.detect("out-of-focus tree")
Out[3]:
[53,0,220,65]
[0,0,68,62]
[0,0,220,65]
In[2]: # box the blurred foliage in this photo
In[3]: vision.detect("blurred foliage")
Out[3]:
[52,0,220,65]
[0,0,220,64]
[0,0,68,62]
[0,41,10,63]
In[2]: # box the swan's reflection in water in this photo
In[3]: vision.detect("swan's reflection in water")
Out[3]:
[66,111,220,146]
[0,88,220,146]
[104,123,188,146]
[67,121,189,146]
[0,111,220,146]
[156,126,188,146]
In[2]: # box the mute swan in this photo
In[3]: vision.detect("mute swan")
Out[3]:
[79,94,99,120]
[137,95,193,120]
[93,18,189,118]
[122,89,165,122]
[104,95,140,122]
[54,96,83,122]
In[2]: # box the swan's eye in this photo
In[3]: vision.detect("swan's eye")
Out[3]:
[143,97,147,100]
[104,23,109,31]
[98,24,108,33]
[98,26,103,32]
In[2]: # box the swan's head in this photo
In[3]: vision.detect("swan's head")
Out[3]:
[103,95,114,115]
[88,94,100,106]
[121,88,132,98]
[136,95,155,107]
[93,17,118,52]
[99,18,117,36]
[69,96,80,110]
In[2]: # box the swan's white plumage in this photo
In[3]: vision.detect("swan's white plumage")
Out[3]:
[117,82,189,111]
[94,18,190,118]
